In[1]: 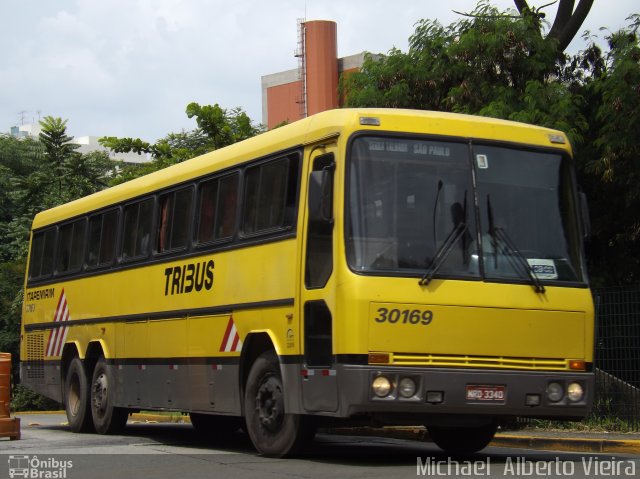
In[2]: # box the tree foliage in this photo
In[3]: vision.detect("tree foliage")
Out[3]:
[0,119,119,393]
[101,103,263,184]
[342,3,640,285]
[513,0,594,53]
[342,1,586,143]
[573,17,640,284]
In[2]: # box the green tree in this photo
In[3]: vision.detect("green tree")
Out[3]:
[101,103,264,185]
[342,1,587,143]
[0,260,24,362]
[185,103,262,149]
[37,116,116,205]
[512,0,594,53]
[571,17,640,285]
[39,116,81,201]
[0,120,118,401]
[62,150,119,199]
[0,135,47,390]
[0,135,46,261]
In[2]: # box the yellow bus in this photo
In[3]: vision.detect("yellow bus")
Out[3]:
[20,108,594,456]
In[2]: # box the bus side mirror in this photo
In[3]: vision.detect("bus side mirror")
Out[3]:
[309,169,334,225]
[579,192,591,239]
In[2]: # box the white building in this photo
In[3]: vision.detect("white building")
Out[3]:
[8,124,150,164]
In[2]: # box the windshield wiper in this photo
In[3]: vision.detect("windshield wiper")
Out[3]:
[491,227,546,293]
[487,195,546,293]
[486,195,545,294]
[419,222,469,286]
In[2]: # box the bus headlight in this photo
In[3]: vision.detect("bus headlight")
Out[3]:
[567,382,584,402]
[372,376,392,397]
[546,382,564,402]
[398,377,417,398]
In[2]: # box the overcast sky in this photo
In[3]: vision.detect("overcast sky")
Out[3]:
[1,0,636,142]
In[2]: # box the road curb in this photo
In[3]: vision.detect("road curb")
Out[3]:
[492,434,640,454]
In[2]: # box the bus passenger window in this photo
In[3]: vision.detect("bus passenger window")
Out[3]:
[100,210,118,264]
[56,224,73,273]
[28,228,56,280]
[29,233,45,279]
[87,210,118,268]
[158,194,173,252]
[87,216,101,266]
[197,180,218,243]
[171,188,192,248]
[122,198,154,260]
[158,187,192,253]
[242,156,298,235]
[56,219,86,274]
[216,174,238,239]
[196,173,238,245]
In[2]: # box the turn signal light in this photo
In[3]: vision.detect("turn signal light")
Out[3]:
[569,360,586,371]
[368,353,390,364]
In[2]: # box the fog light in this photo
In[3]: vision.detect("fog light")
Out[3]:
[426,391,444,404]
[372,376,392,397]
[567,382,584,402]
[398,377,417,398]
[546,382,564,402]
[525,394,541,406]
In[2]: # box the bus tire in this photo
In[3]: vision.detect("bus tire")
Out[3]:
[90,357,128,434]
[427,422,497,454]
[244,351,314,457]
[64,357,93,433]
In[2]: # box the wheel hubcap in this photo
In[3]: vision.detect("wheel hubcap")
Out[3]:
[92,373,108,415]
[255,375,283,432]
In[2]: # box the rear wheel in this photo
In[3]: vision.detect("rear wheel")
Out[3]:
[64,357,93,432]
[427,422,497,454]
[90,357,128,434]
[244,351,315,457]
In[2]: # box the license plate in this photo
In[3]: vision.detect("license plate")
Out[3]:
[466,385,506,402]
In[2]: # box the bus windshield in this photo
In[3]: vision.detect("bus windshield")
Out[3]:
[346,136,585,285]
[475,145,584,284]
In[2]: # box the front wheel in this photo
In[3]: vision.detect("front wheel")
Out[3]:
[90,357,128,434]
[244,351,315,457]
[64,357,93,432]
[427,422,497,454]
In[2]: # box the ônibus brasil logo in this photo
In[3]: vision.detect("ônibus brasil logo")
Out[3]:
[8,455,73,479]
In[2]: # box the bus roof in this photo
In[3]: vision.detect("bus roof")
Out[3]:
[31,108,571,230]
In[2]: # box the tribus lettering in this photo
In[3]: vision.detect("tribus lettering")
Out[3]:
[164,260,214,296]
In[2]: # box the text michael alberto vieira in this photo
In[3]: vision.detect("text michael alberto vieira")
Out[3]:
[417,456,637,476]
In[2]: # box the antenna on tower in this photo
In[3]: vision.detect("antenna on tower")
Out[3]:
[18,110,27,125]
[294,18,307,119]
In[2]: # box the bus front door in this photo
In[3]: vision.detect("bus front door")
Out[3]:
[300,150,338,412]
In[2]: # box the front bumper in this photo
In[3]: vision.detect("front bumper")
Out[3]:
[292,363,594,421]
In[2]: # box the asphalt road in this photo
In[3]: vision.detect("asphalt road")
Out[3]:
[0,414,638,479]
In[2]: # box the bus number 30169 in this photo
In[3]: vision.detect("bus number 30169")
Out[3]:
[374,308,434,325]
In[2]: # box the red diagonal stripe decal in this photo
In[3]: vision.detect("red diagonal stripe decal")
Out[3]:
[46,288,66,357]
[220,317,234,352]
